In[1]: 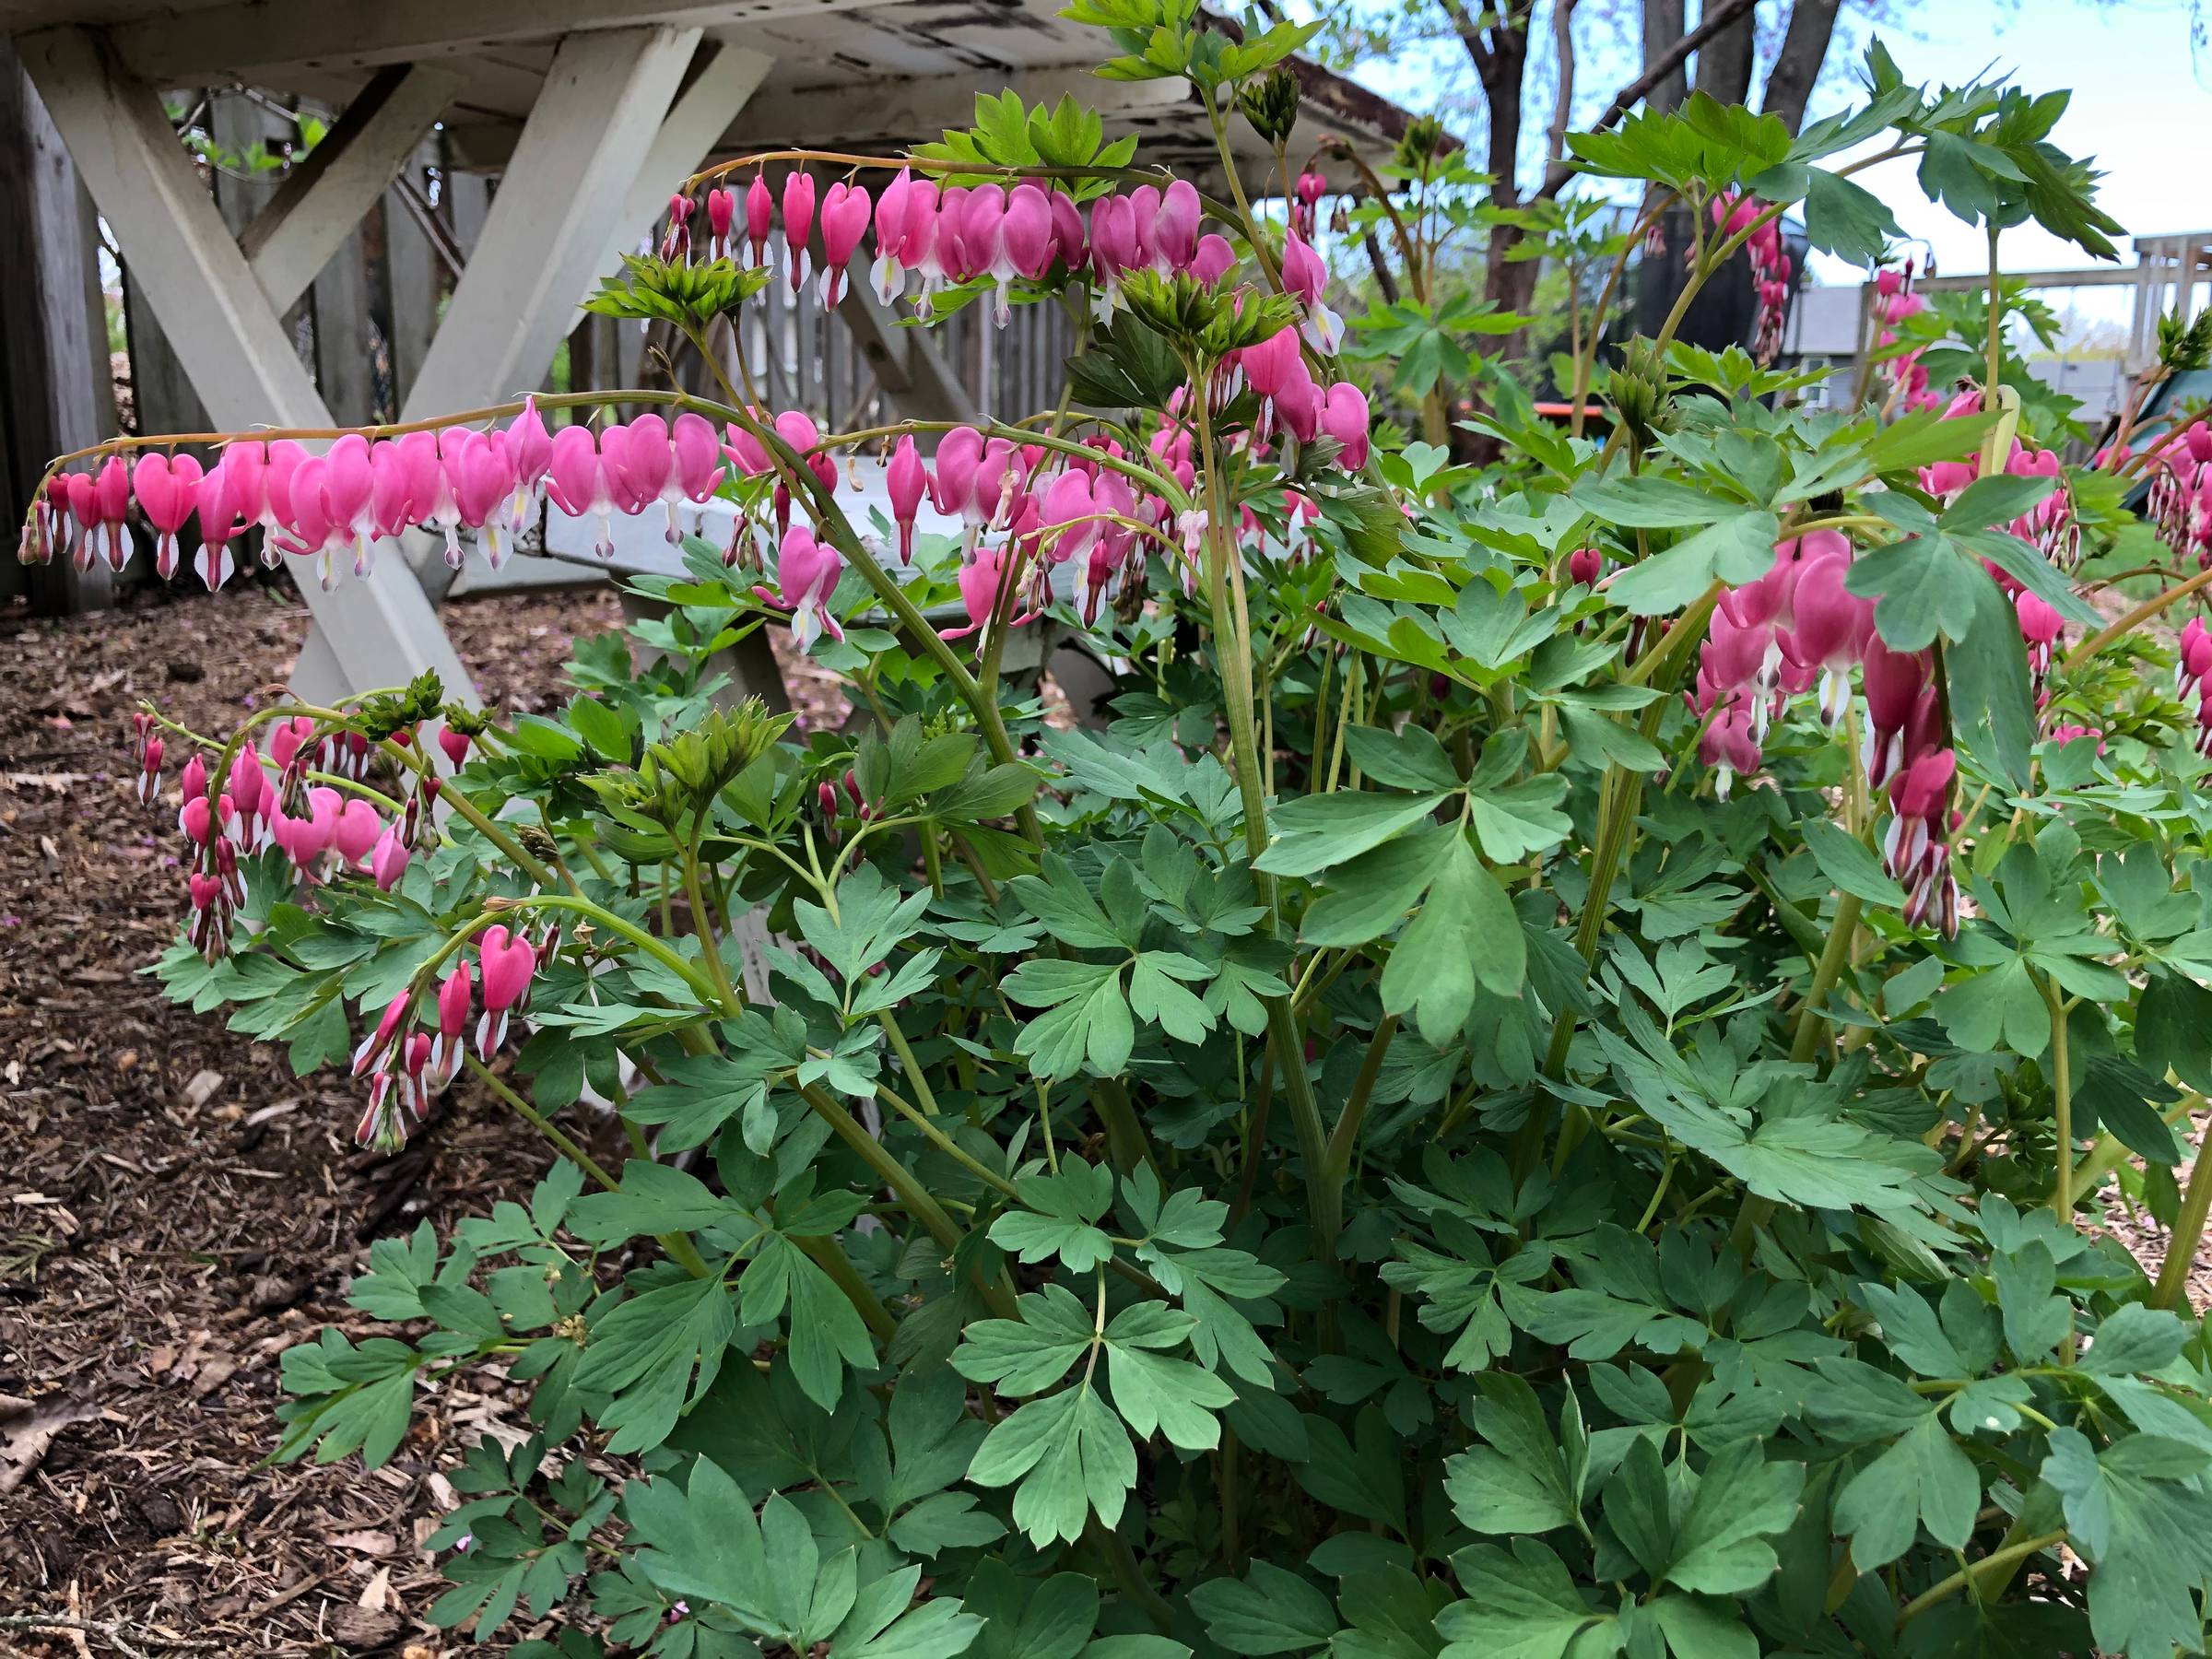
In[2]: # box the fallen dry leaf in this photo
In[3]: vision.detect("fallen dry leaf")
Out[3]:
[326,1530,398,1558]
[358,1562,395,1609]
[0,1393,100,1493]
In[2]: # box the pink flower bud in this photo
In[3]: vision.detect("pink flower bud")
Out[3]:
[706,186,735,257]
[1319,382,1371,470]
[818,182,872,306]
[371,826,411,890]
[888,435,927,566]
[746,174,774,266]
[354,992,412,1077]
[781,171,818,291]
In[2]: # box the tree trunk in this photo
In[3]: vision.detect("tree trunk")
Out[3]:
[1761,0,1843,135]
[1434,0,1538,325]
[1435,0,1535,455]
[1476,4,1531,303]
[1691,0,1755,105]
[1641,0,1688,114]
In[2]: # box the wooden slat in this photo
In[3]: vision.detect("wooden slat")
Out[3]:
[96,0,899,85]
[795,272,819,419]
[761,252,787,406]
[384,137,439,403]
[311,222,381,424]
[403,24,697,428]
[0,38,117,612]
[238,62,463,312]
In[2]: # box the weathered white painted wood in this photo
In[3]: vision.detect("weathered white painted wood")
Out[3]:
[399,26,699,429]
[724,64,1187,149]
[606,38,772,265]
[384,137,441,404]
[535,458,956,581]
[18,25,478,705]
[100,0,898,86]
[312,225,379,425]
[240,62,465,314]
[0,38,116,612]
[123,263,208,441]
[441,160,492,265]
[390,25,756,633]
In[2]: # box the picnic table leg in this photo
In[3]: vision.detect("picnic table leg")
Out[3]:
[18,24,479,707]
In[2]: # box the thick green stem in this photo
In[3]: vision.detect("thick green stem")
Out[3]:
[684,850,742,1012]
[1219,1428,1242,1570]
[874,1079,1018,1197]
[1516,639,1692,1183]
[1322,1016,1397,1182]
[2152,1105,2212,1310]
[1983,220,2004,412]
[507,893,731,1015]
[877,1009,941,1117]
[2061,562,2212,669]
[2061,1091,2201,1203]
[1196,88,1288,298]
[794,1078,1016,1318]
[1893,1530,2067,1630]
[1090,1520,1174,1632]
[2043,971,2075,1223]
[794,1235,898,1338]
[1789,893,1864,1065]
[1622,582,1724,687]
[465,1051,620,1191]
[376,732,559,888]
[1092,1077,1159,1176]
[1189,372,1333,1254]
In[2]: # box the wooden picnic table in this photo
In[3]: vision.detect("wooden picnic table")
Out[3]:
[3,0,1407,703]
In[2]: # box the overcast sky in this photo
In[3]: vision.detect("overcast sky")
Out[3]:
[1821,0,2209,279]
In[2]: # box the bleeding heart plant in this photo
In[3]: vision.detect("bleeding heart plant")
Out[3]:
[30,19,2212,1659]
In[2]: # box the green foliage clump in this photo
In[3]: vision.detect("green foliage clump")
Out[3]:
[124,30,2212,1659]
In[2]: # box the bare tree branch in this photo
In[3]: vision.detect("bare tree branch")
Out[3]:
[1361,227,1402,305]
[1434,0,1496,77]
[1535,0,1758,200]
[1546,0,1581,166]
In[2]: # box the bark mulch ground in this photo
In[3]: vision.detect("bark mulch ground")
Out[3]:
[0,577,659,1658]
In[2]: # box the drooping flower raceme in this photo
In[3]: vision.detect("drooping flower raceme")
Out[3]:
[1688,530,1959,934]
